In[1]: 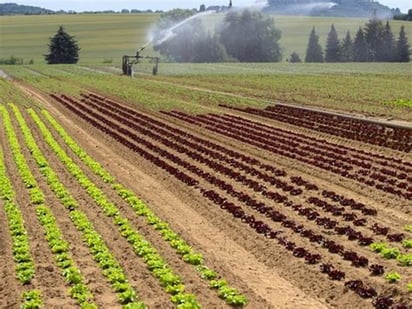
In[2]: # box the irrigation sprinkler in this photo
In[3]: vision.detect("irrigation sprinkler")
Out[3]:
[122,45,159,77]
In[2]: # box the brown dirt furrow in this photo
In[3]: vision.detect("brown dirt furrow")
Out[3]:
[34,93,332,308]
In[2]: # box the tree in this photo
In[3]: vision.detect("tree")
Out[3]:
[339,30,353,62]
[396,25,410,62]
[199,4,206,12]
[353,27,368,62]
[289,51,301,63]
[380,21,396,61]
[153,9,228,62]
[44,26,79,64]
[192,32,228,62]
[219,9,282,62]
[325,24,340,62]
[305,27,323,62]
[364,15,385,61]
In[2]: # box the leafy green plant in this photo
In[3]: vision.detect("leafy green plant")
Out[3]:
[404,225,412,232]
[397,254,412,267]
[41,108,248,306]
[369,242,389,253]
[385,271,401,283]
[21,290,43,309]
[381,248,401,259]
[402,239,412,249]
[407,283,412,292]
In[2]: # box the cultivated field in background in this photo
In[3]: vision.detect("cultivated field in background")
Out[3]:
[1,13,412,63]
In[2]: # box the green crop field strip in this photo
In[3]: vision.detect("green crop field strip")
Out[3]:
[2,63,411,120]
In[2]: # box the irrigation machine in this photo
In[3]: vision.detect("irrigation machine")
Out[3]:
[122,45,159,77]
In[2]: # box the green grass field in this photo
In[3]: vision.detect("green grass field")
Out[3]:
[1,13,411,64]
[2,63,411,120]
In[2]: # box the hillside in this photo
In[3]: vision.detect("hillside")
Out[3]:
[0,2,54,15]
[264,0,398,18]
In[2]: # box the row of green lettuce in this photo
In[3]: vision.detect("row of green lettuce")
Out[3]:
[0,141,42,308]
[1,104,101,308]
[41,108,248,306]
[8,102,151,308]
[28,107,205,308]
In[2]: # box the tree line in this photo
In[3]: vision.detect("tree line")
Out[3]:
[303,17,410,63]
[153,9,282,63]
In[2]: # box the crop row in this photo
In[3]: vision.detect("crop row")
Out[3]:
[77,94,411,265]
[79,95,402,253]
[163,110,411,200]
[50,94,412,306]
[187,112,412,196]
[8,103,150,307]
[28,108,206,307]
[211,112,411,176]
[41,108,248,306]
[82,94,381,220]
[0,143,42,308]
[80,94,412,268]
[219,104,412,152]
[1,104,97,308]
[77,96,412,277]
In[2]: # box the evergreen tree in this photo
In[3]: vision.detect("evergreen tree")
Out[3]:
[45,26,80,64]
[305,27,323,62]
[364,16,385,61]
[339,30,353,62]
[380,21,396,61]
[353,27,368,62]
[325,24,340,62]
[397,25,410,62]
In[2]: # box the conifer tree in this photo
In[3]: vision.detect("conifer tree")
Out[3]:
[380,21,396,61]
[364,16,385,61]
[305,27,323,62]
[397,25,410,62]
[353,27,368,62]
[339,30,353,62]
[325,24,340,62]
[45,26,80,64]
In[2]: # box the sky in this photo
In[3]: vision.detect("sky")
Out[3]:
[1,0,410,13]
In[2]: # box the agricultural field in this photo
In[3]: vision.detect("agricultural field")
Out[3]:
[0,62,411,309]
[1,13,411,64]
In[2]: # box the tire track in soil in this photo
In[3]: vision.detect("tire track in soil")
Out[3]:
[31,89,330,308]
[22,109,173,308]
[50,95,378,305]
[2,112,76,308]
[71,95,411,305]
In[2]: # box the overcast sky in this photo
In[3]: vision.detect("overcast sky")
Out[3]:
[1,0,410,13]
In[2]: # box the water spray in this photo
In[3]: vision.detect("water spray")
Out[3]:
[121,1,235,77]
